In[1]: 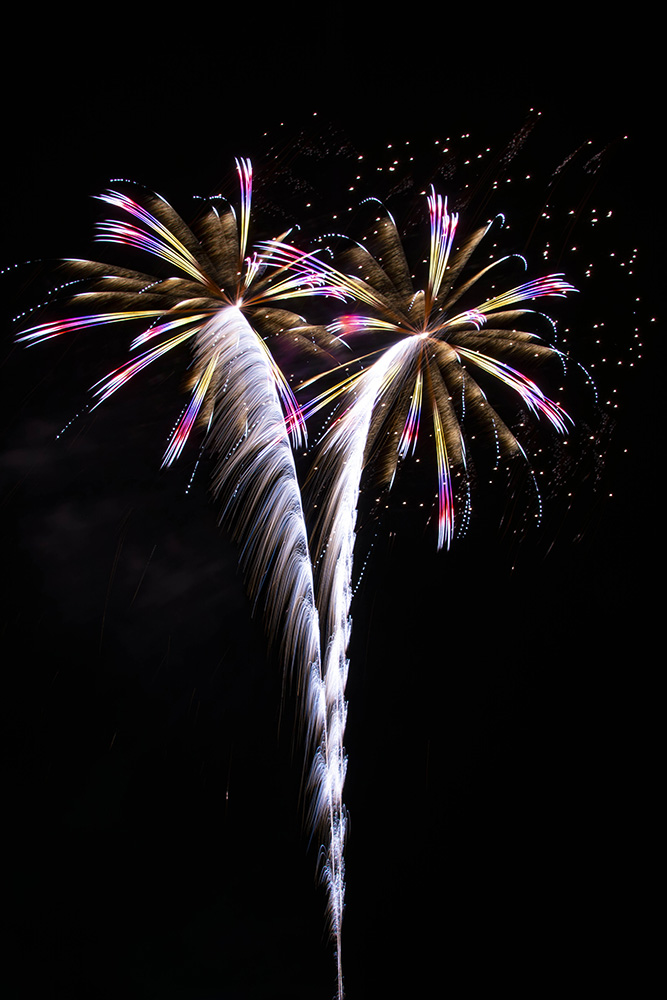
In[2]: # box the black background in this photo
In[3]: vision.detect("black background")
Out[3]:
[2,15,658,999]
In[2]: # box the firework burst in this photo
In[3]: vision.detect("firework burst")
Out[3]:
[261,188,577,996]
[269,191,575,552]
[17,159,332,707]
[17,158,582,1000]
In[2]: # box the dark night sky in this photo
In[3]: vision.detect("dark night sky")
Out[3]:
[2,19,659,1000]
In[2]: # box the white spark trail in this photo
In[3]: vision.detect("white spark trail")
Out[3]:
[199,305,322,709]
[307,340,416,1000]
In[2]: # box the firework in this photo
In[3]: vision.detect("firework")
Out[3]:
[18,159,360,999]
[262,189,577,996]
[268,192,575,551]
[18,163,580,1000]
[17,159,331,715]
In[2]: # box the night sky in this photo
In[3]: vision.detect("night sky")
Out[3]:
[2,19,658,1000]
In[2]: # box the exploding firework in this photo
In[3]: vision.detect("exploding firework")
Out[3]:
[10,120,641,1000]
[259,187,579,996]
[16,161,357,997]
[270,191,576,549]
[17,160,331,703]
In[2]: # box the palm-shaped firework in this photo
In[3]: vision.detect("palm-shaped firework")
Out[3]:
[264,188,576,998]
[18,159,330,702]
[274,190,574,550]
